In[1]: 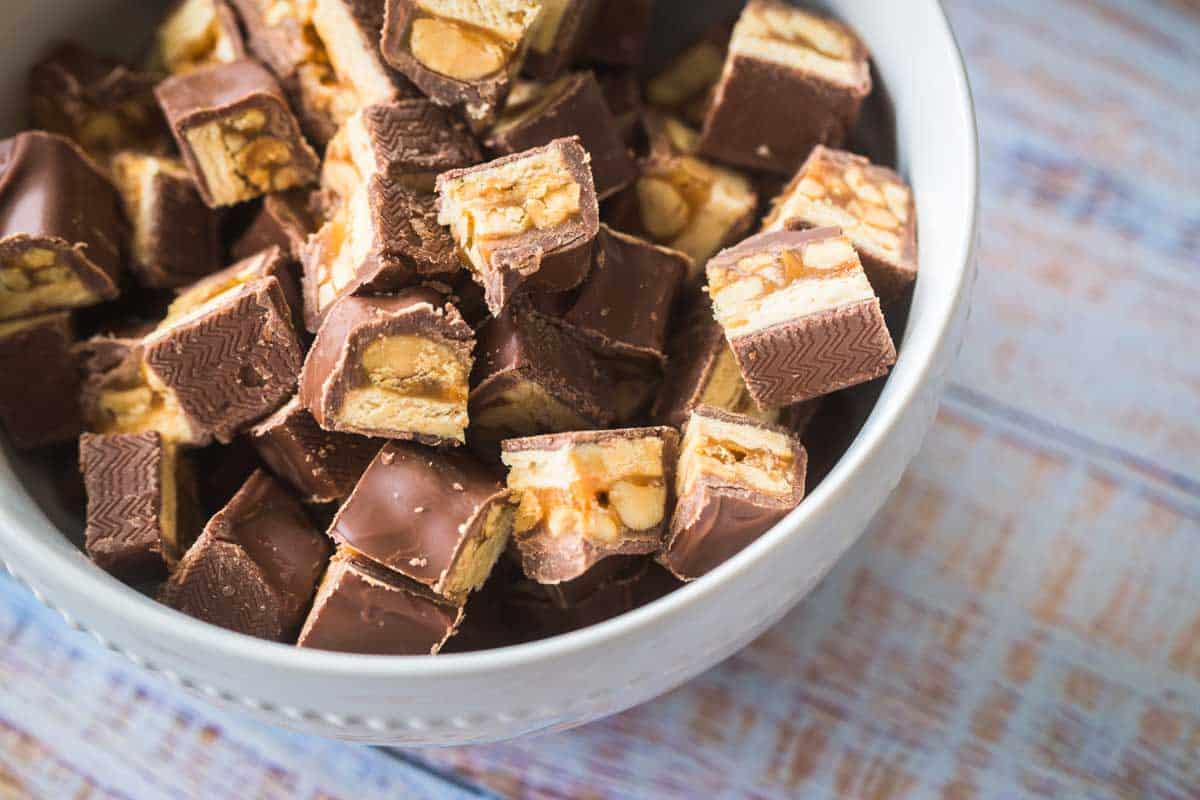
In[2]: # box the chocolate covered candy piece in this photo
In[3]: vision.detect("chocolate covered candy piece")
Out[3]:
[661,405,806,580]
[298,545,464,654]
[80,431,195,582]
[249,396,380,504]
[698,0,871,175]
[159,470,331,641]
[486,72,635,200]
[303,99,478,329]
[645,21,731,127]
[549,224,687,363]
[437,137,599,314]
[110,152,222,289]
[231,190,325,262]
[469,304,615,454]
[580,0,655,66]
[0,132,125,321]
[651,293,778,429]
[300,290,473,444]
[143,272,303,444]
[232,0,418,145]
[0,314,81,449]
[76,335,206,447]
[764,146,917,301]
[524,0,600,79]
[621,121,757,276]
[502,426,679,583]
[706,228,896,406]
[156,59,320,208]
[381,0,542,127]
[330,441,515,601]
[30,42,168,161]
[150,0,246,75]
[165,246,302,336]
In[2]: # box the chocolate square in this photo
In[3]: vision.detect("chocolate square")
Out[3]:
[329,441,515,602]
[150,0,246,76]
[706,228,896,406]
[249,396,381,504]
[159,470,331,642]
[661,405,806,580]
[30,41,169,162]
[502,426,679,583]
[468,303,616,454]
[297,545,464,655]
[381,0,543,127]
[437,137,600,314]
[110,152,223,289]
[485,72,635,200]
[0,132,125,321]
[764,145,917,301]
[579,0,655,66]
[143,272,303,444]
[80,431,195,582]
[299,289,475,445]
[233,0,419,144]
[698,0,872,175]
[0,313,81,449]
[155,59,320,207]
[523,0,600,79]
[166,246,303,337]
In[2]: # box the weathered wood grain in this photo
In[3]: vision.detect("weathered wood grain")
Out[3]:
[0,0,1196,797]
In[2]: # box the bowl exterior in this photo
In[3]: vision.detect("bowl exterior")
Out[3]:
[0,0,977,744]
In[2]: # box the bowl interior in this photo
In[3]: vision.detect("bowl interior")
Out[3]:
[0,0,976,678]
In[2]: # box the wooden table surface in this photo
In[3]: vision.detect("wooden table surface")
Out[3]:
[2,0,1198,797]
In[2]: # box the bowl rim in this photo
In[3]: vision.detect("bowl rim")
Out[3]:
[0,1,979,681]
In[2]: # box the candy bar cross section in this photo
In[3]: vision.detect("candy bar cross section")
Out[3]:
[706,227,896,406]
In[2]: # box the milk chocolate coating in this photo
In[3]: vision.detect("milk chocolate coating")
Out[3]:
[112,154,223,289]
[698,10,871,175]
[660,406,807,581]
[356,98,483,185]
[298,289,474,444]
[301,185,460,332]
[298,546,464,655]
[502,427,679,583]
[485,72,635,199]
[549,225,686,363]
[232,0,417,144]
[580,0,656,66]
[650,294,729,429]
[524,0,600,79]
[469,304,616,453]
[329,441,511,597]
[595,69,643,146]
[80,432,176,582]
[249,396,381,504]
[0,131,125,310]
[0,314,81,449]
[178,246,303,340]
[436,138,599,315]
[154,59,320,207]
[144,275,303,444]
[29,41,169,160]
[381,0,524,125]
[159,470,331,642]
[231,190,325,262]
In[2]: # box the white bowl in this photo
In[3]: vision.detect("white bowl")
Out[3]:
[0,0,977,744]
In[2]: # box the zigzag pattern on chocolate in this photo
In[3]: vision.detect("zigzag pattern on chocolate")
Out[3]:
[144,281,302,442]
[370,180,460,276]
[362,98,481,174]
[734,298,896,406]
[159,538,285,641]
[80,432,166,574]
